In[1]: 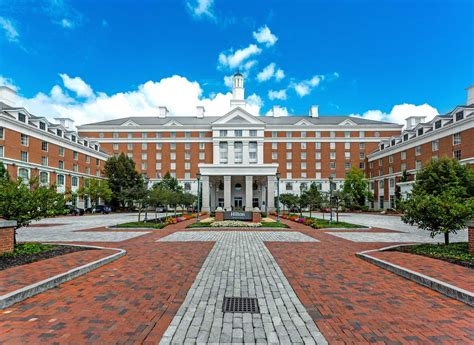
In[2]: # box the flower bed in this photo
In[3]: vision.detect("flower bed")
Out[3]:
[210,221,262,228]
[269,212,365,229]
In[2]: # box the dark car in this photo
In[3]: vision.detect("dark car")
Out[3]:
[65,205,85,216]
[91,205,111,214]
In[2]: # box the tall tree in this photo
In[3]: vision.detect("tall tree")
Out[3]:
[342,167,372,209]
[402,157,474,244]
[302,182,322,218]
[103,153,143,209]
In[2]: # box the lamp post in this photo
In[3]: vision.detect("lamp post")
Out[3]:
[299,182,304,217]
[276,171,281,223]
[329,176,333,223]
[196,173,201,223]
[144,176,150,223]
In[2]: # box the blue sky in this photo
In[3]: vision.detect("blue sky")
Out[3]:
[0,0,473,125]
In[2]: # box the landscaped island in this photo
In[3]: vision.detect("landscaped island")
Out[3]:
[270,213,366,229]
[187,217,288,228]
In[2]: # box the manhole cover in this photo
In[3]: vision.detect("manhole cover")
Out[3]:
[223,297,260,313]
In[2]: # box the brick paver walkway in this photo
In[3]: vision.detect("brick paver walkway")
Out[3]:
[370,250,474,292]
[1,217,473,344]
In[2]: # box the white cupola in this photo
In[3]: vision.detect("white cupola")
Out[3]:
[230,72,246,108]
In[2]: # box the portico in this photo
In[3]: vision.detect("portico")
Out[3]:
[198,165,278,212]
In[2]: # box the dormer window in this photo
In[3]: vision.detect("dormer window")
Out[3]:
[417,128,423,136]
[84,140,88,147]
[455,111,464,121]
[435,120,441,129]
[403,133,408,141]
[95,145,99,151]
[380,144,385,150]
[57,129,62,137]
[18,113,26,123]
[391,139,395,146]
[39,122,46,130]
[71,135,76,142]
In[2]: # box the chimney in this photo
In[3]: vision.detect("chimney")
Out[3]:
[405,116,426,130]
[0,86,18,107]
[309,105,319,118]
[271,105,281,117]
[158,106,169,118]
[466,85,474,105]
[196,106,205,118]
[54,117,75,129]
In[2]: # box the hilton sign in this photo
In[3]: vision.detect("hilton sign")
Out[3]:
[224,211,252,221]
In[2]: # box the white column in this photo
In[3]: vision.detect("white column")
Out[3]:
[267,175,276,212]
[201,175,210,212]
[257,142,264,164]
[228,141,235,165]
[245,175,253,211]
[243,141,249,165]
[213,142,219,164]
[224,175,232,211]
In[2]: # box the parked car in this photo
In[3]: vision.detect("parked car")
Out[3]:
[65,205,85,216]
[88,205,111,214]
[155,206,168,212]
[289,206,301,213]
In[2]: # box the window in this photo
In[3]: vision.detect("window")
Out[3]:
[185,143,191,150]
[142,153,148,160]
[401,151,406,160]
[57,174,65,186]
[315,131,321,138]
[170,132,176,138]
[453,133,461,145]
[359,152,365,160]
[330,151,336,160]
[20,134,28,146]
[170,163,175,170]
[72,176,78,187]
[359,131,365,138]
[85,155,90,163]
[40,171,48,184]
[415,146,421,156]
[417,128,423,136]
[199,131,206,138]
[401,163,406,171]
[315,142,321,150]
[301,162,306,170]
[185,151,190,160]
[59,160,64,169]
[389,155,393,163]
[415,160,422,170]
[435,120,441,129]
[403,133,409,141]
[142,143,147,150]
[286,131,292,138]
[83,140,88,147]
[73,164,78,172]
[200,143,205,150]
[170,143,176,150]
[315,162,321,170]
[286,162,292,169]
[432,140,439,151]
[39,122,46,130]
[185,162,190,170]
[272,152,277,160]
[156,162,161,169]
[18,113,26,122]
[330,142,335,149]
[272,131,277,138]
[0,146,3,158]
[128,143,133,150]
[316,172,321,179]
[219,142,228,164]
[199,152,205,160]
[0,127,3,139]
[96,158,100,166]
[220,130,227,137]
[57,129,62,137]
[73,151,78,160]
[330,131,336,138]
[59,147,64,157]
[40,141,48,151]
[286,152,292,160]
[185,132,191,138]
[378,159,382,166]
[345,152,350,159]
[390,195,395,209]
[141,132,148,139]
[390,179,395,188]
[170,152,176,160]
[142,163,148,170]
[249,142,257,163]
[359,162,365,169]
[113,143,119,150]
[286,183,293,191]
[455,111,464,121]
[156,143,162,150]
[315,152,321,160]
[234,142,243,164]
[301,152,306,160]
[41,156,48,166]
[375,131,380,137]
[301,172,307,178]
[345,162,350,170]
[301,131,307,138]
[128,132,133,139]
[18,168,29,180]
[272,142,277,150]
[345,142,350,150]
[86,167,91,174]
[301,142,307,150]
[454,149,462,161]
[330,162,336,169]
[20,151,28,162]
[184,182,191,191]
[286,142,292,149]
[249,130,257,137]
[345,131,350,138]
[379,180,384,189]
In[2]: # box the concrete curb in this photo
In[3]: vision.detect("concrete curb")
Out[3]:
[0,244,126,309]
[356,244,474,307]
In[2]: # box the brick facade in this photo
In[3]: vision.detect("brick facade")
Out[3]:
[468,220,474,254]
[0,220,16,254]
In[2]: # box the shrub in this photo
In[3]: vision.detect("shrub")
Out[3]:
[303,218,315,226]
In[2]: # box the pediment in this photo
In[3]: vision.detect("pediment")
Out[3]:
[121,120,139,127]
[212,106,265,126]
[338,119,357,126]
[164,120,183,126]
[294,119,313,126]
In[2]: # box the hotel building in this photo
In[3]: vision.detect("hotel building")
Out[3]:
[1,74,472,212]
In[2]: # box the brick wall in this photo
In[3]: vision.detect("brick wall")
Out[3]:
[0,220,17,255]
[468,220,474,254]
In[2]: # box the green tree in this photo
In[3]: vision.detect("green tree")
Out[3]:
[330,189,351,222]
[279,193,299,214]
[342,167,372,209]
[401,157,474,244]
[180,192,196,211]
[0,163,9,181]
[158,172,183,193]
[302,182,322,218]
[78,178,112,208]
[103,153,143,209]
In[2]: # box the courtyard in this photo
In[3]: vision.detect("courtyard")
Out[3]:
[0,213,472,344]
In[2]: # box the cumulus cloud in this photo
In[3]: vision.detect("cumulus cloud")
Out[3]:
[351,103,439,126]
[253,25,278,47]
[187,0,215,20]
[265,106,289,117]
[0,17,19,42]
[0,75,18,91]
[268,89,287,101]
[2,74,263,126]
[291,75,323,97]
[256,63,285,82]
[59,74,94,98]
[274,68,285,81]
[60,18,73,28]
[218,44,262,69]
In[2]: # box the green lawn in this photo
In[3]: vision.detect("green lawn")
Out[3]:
[1,243,54,257]
[310,218,366,229]
[393,242,474,268]
[261,222,288,228]
[111,221,167,229]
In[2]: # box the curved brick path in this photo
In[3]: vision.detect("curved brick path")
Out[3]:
[0,218,473,344]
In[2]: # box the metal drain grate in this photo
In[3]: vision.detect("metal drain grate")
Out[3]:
[222,297,260,313]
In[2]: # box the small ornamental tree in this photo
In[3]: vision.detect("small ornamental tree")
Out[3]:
[78,178,112,208]
[330,189,351,223]
[401,157,474,244]
[302,182,322,218]
[279,193,299,214]
[342,167,372,209]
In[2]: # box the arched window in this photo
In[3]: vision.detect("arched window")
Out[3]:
[72,176,79,187]
[18,168,29,181]
[39,171,49,184]
[57,174,65,186]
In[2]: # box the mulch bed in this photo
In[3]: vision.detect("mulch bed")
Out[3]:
[390,245,474,269]
[0,245,94,271]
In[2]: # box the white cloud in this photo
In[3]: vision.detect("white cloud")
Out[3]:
[3,74,263,126]
[268,89,287,101]
[60,18,73,28]
[187,0,215,20]
[291,75,325,97]
[0,76,18,91]
[351,103,439,126]
[0,17,19,42]
[218,44,262,69]
[59,73,94,98]
[243,60,257,71]
[275,69,285,81]
[265,106,289,117]
[257,63,275,82]
[223,75,234,88]
[253,25,278,47]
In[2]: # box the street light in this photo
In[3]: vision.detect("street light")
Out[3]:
[144,176,150,223]
[329,176,333,223]
[276,171,281,223]
[196,172,201,223]
[299,182,304,217]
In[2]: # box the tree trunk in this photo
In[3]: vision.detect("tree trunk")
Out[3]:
[336,207,339,223]
[138,206,141,222]
[444,232,449,245]
[309,207,312,218]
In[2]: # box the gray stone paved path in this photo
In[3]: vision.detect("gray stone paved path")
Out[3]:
[158,231,327,345]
